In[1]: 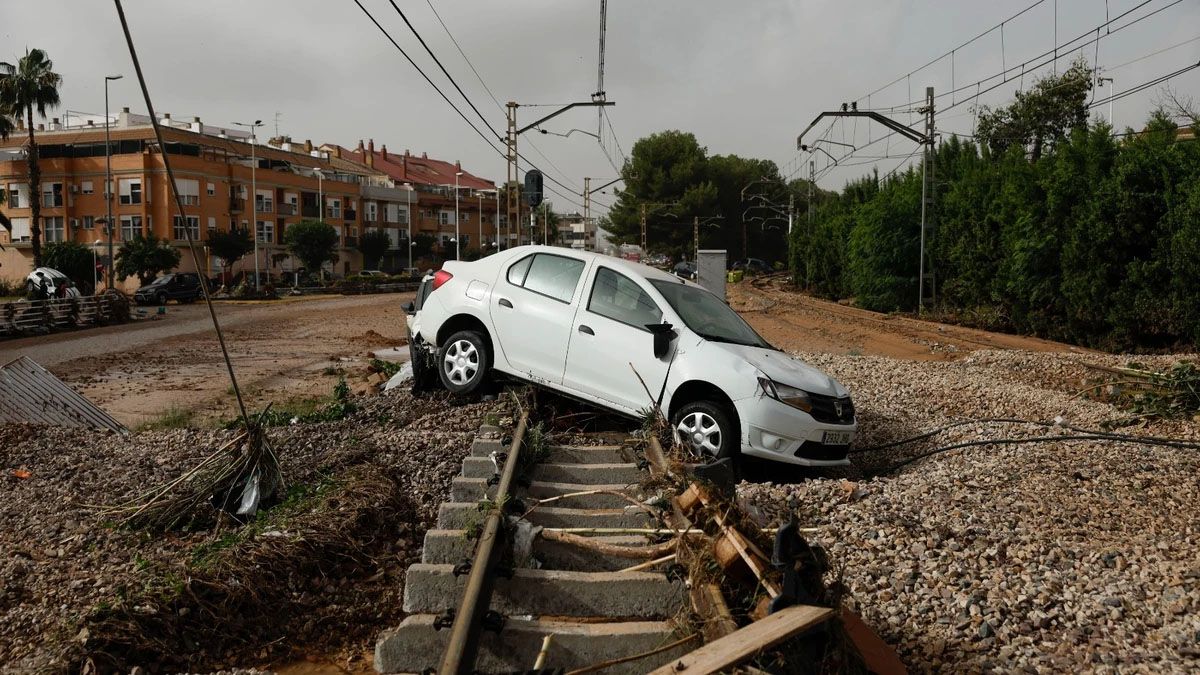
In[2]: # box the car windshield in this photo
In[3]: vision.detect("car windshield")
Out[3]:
[147,276,172,286]
[649,280,771,348]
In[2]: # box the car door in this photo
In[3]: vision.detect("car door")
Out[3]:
[564,266,671,414]
[489,252,589,385]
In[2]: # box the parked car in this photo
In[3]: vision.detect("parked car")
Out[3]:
[25,267,81,299]
[673,260,697,280]
[730,258,771,274]
[411,245,857,466]
[134,273,203,305]
[359,269,386,277]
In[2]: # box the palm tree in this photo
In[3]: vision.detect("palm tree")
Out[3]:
[0,49,63,267]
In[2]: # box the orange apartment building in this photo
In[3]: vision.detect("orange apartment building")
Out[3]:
[0,109,515,289]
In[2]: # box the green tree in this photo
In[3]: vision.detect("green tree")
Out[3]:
[284,220,338,275]
[845,169,922,311]
[0,49,63,267]
[116,234,182,286]
[41,241,95,293]
[975,59,1093,162]
[206,226,254,281]
[358,228,391,269]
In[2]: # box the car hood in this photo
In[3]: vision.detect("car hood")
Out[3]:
[709,342,848,397]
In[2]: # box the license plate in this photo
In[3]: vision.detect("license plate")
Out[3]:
[822,430,854,446]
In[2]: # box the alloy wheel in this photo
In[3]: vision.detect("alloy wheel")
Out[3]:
[442,339,479,386]
[675,411,721,458]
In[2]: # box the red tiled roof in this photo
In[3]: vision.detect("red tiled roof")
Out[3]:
[331,143,496,191]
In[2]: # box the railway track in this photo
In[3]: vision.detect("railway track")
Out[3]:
[374,404,891,674]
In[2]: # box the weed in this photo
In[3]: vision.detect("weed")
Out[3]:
[137,407,195,432]
[221,377,357,429]
[369,358,402,378]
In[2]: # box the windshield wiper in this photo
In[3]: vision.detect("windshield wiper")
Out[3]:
[696,332,758,347]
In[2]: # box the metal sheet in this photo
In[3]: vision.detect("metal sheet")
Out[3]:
[697,249,728,301]
[0,356,126,432]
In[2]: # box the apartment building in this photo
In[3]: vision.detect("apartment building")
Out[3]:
[0,110,382,288]
[554,211,597,250]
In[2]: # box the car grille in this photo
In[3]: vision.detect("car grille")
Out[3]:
[808,393,855,425]
[793,441,851,462]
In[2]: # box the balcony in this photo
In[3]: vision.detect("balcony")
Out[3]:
[301,204,320,218]
[229,197,245,212]
[256,200,274,214]
[344,209,357,222]
[278,203,297,216]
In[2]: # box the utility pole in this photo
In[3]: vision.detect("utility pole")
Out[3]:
[918,86,935,311]
[583,176,591,250]
[807,160,814,288]
[693,216,699,262]
[103,74,122,289]
[787,192,794,236]
[640,203,647,253]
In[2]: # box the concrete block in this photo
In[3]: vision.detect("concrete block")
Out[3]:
[422,529,654,571]
[402,564,685,617]
[375,615,691,674]
[451,477,639,508]
[469,437,504,458]
[532,462,645,485]
[544,444,632,464]
[437,502,654,530]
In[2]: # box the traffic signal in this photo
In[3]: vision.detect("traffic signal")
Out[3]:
[524,169,544,208]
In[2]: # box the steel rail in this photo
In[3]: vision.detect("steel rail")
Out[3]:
[439,412,529,674]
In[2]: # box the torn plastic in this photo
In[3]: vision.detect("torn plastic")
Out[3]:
[383,362,414,391]
[509,517,543,569]
[236,472,261,516]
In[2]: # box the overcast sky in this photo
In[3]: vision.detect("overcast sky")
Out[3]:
[3,0,1197,214]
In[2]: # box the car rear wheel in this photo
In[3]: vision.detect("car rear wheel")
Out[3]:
[438,330,489,395]
[672,401,737,460]
[156,291,168,305]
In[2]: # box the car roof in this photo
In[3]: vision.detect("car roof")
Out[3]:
[508,245,686,285]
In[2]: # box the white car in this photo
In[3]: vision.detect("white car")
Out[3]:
[411,246,857,466]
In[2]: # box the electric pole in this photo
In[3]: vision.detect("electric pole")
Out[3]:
[807,160,815,288]
[787,192,794,236]
[918,86,935,311]
[693,216,699,262]
[640,203,647,253]
[583,176,591,250]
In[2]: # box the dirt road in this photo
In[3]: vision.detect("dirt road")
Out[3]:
[1,294,410,427]
[728,276,1085,359]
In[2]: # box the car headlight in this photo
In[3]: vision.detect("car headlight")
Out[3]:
[757,377,813,413]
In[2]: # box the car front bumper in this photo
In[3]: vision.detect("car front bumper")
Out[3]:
[734,395,856,467]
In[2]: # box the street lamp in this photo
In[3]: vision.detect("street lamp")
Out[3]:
[454,171,464,260]
[402,182,414,273]
[234,120,264,290]
[104,74,122,288]
[91,239,103,294]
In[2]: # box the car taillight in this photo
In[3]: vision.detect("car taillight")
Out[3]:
[432,269,453,291]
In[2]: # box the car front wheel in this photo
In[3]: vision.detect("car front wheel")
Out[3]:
[438,330,489,395]
[672,401,737,460]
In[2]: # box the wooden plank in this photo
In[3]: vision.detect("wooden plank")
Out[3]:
[690,582,738,642]
[647,604,835,675]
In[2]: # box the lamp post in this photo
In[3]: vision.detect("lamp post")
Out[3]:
[91,239,103,294]
[103,74,122,288]
[234,120,264,290]
[403,182,414,273]
[454,171,464,259]
[494,189,501,251]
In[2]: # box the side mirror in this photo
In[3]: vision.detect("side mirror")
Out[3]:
[646,322,676,359]
[404,300,416,314]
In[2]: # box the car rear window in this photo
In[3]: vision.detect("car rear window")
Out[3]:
[517,254,585,303]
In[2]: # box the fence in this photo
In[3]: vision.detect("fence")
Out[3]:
[1,294,132,338]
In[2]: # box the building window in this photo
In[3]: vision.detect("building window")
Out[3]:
[10,217,31,241]
[256,220,274,243]
[207,216,217,236]
[207,182,216,197]
[255,190,273,213]
[81,181,95,195]
[120,215,143,240]
[439,210,455,226]
[119,178,142,205]
[43,217,66,242]
[328,198,341,219]
[42,183,64,208]
[6,183,23,208]
[174,178,200,205]
[367,201,378,222]
[83,215,95,230]
[173,215,200,241]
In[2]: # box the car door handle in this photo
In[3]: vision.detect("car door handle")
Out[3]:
[498,298,513,308]
[578,324,594,335]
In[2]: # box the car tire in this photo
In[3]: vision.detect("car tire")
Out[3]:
[437,330,489,395]
[672,401,738,461]
[156,291,168,305]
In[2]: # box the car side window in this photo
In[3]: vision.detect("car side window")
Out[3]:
[518,254,585,303]
[588,267,663,329]
[507,255,533,286]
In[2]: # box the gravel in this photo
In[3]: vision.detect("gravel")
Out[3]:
[738,349,1200,673]
[0,388,508,674]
